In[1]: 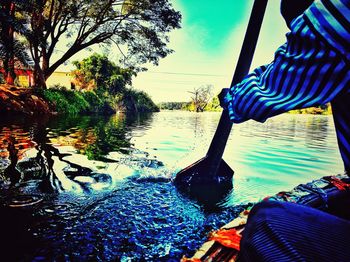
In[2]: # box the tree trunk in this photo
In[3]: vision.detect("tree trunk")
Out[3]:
[33,64,47,89]
[30,6,47,89]
[42,49,49,75]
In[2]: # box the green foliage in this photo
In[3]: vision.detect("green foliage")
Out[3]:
[158,93,221,112]
[289,104,332,115]
[41,89,72,114]
[12,0,181,88]
[204,96,222,112]
[38,84,158,115]
[81,91,104,112]
[45,113,152,161]
[158,99,221,112]
[182,102,195,111]
[118,88,159,112]
[132,89,160,112]
[158,102,188,110]
[70,54,159,114]
[189,85,213,112]
[85,118,131,160]
[40,86,111,115]
[72,53,135,95]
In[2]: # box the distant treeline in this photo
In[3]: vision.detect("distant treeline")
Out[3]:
[158,102,189,110]
[158,100,332,115]
[289,103,332,115]
[158,96,222,112]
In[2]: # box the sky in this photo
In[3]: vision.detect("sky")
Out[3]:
[56,0,289,103]
[132,0,289,103]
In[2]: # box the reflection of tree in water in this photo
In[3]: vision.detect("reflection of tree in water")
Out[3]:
[1,118,79,193]
[123,112,154,128]
[0,115,40,186]
[46,113,154,161]
[84,114,131,160]
[3,136,21,185]
[32,123,64,193]
[0,113,154,192]
[28,114,134,192]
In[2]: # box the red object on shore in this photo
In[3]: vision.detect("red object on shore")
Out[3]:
[0,67,34,87]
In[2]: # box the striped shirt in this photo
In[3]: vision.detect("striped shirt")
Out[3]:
[224,0,350,172]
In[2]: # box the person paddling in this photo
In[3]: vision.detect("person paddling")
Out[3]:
[220,0,350,175]
[219,0,350,260]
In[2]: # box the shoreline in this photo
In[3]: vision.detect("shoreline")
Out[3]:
[0,85,53,116]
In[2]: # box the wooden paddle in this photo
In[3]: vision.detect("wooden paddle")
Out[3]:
[174,0,269,191]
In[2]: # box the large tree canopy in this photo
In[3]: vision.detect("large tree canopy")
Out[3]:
[26,0,181,88]
[72,53,135,95]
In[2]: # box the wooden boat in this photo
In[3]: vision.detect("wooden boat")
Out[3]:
[182,173,350,262]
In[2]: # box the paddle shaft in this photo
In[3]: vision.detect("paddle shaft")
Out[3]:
[206,0,268,177]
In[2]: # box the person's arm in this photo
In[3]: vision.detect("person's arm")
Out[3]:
[223,16,350,123]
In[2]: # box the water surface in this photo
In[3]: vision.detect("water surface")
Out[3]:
[0,111,343,260]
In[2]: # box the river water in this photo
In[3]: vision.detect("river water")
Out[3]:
[0,111,344,260]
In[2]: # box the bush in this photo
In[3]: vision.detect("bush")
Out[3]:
[40,86,112,115]
[133,90,159,112]
[289,104,332,115]
[41,89,72,114]
[37,85,156,115]
[81,91,104,112]
[117,88,159,113]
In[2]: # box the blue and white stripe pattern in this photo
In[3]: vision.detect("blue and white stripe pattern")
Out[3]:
[224,0,350,172]
[240,201,350,261]
[305,0,350,62]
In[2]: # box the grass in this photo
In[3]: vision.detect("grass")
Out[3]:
[39,87,105,115]
[38,86,159,115]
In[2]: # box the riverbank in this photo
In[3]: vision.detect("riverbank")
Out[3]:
[158,101,332,115]
[0,85,52,115]
[0,84,159,116]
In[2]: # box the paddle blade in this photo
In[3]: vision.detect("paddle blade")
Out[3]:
[174,157,234,188]
[174,157,234,209]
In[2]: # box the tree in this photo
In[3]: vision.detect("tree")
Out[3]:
[0,0,31,85]
[24,0,181,88]
[189,84,213,112]
[71,53,135,95]
[204,95,222,112]
[158,102,188,110]
[117,88,159,113]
